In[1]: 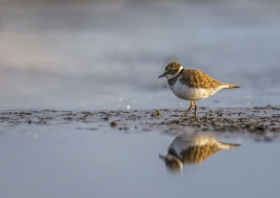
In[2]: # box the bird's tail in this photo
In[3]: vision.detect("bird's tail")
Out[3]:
[218,141,241,149]
[227,84,240,89]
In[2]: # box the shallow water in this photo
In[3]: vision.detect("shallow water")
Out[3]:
[0,126,279,198]
[0,0,280,110]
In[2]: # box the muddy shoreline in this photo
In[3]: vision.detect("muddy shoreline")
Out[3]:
[1,106,280,140]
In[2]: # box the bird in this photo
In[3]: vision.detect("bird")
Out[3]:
[159,134,240,171]
[158,62,240,118]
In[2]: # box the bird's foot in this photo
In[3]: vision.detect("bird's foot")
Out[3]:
[183,112,190,117]
[180,113,197,120]
[190,116,197,120]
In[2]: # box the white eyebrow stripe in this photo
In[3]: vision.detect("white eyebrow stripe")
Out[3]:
[174,65,183,76]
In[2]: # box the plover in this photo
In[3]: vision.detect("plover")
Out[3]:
[158,62,240,117]
[159,134,240,171]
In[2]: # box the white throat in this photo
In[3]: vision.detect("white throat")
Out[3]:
[165,65,184,79]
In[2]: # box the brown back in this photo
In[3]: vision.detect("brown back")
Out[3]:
[180,69,224,88]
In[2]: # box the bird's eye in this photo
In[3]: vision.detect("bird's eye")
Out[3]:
[170,69,173,73]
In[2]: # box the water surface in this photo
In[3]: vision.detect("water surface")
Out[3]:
[1,126,279,198]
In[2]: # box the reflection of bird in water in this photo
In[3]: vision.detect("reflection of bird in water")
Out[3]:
[159,134,240,171]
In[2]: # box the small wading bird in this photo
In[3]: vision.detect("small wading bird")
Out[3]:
[158,62,240,118]
[159,134,240,171]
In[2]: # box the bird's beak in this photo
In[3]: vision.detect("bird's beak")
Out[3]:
[158,73,166,78]
[158,154,166,160]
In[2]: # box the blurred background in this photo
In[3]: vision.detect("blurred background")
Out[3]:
[0,0,279,110]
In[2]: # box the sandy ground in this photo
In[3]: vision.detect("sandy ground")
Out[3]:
[1,106,280,141]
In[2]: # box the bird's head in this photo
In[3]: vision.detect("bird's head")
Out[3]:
[159,154,183,171]
[158,62,183,79]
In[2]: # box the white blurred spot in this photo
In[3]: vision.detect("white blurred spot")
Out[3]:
[126,105,131,110]
[33,133,39,139]
[246,101,252,105]
[245,95,253,99]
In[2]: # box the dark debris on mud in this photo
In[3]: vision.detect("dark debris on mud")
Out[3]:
[1,106,280,139]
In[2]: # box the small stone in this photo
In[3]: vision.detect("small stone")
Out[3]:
[110,121,117,127]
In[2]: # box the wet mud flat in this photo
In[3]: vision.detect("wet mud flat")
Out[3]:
[1,106,280,139]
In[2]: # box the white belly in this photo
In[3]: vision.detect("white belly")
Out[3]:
[169,80,227,100]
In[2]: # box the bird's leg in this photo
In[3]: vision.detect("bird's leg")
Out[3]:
[184,101,194,116]
[191,101,198,119]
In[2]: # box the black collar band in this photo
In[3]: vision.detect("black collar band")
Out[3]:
[167,68,184,86]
